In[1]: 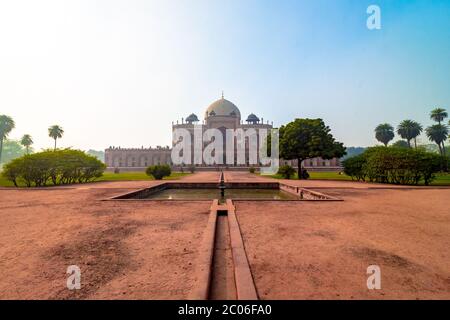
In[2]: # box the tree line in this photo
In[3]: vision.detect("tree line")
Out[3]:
[0,113,64,163]
[374,108,449,156]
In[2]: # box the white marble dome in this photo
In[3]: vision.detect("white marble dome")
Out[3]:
[204,97,241,120]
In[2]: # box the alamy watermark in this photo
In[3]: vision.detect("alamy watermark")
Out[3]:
[367,265,381,290]
[367,5,381,30]
[171,126,279,175]
[66,265,81,290]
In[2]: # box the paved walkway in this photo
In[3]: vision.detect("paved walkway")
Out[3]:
[224,171,450,189]
[1,170,449,299]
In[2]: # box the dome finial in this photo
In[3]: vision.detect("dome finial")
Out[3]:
[221,90,224,99]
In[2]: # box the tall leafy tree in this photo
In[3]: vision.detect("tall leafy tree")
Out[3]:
[20,134,33,154]
[429,108,448,154]
[279,118,346,179]
[426,124,448,156]
[397,120,423,148]
[430,108,448,125]
[0,140,26,164]
[0,115,15,163]
[48,125,64,151]
[374,123,394,146]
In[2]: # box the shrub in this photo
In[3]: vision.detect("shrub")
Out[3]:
[114,167,120,174]
[391,140,409,148]
[1,149,106,187]
[301,169,310,179]
[249,166,256,174]
[2,158,23,187]
[342,153,367,181]
[277,165,296,179]
[343,146,443,185]
[188,165,196,173]
[146,164,171,180]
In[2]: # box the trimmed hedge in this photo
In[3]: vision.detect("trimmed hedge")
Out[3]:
[2,149,106,187]
[343,146,445,185]
[145,164,171,180]
[342,153,367,181]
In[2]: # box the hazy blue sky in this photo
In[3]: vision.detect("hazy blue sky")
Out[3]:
[0,0,449,150]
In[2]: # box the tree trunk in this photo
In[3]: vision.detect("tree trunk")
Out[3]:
[414,138,417,149]
[0,137,3,163]
[297,158,303,180]
[54,138,57,151]
[407,139,411,148]
[438,143,442,156]
[442,141,448,172]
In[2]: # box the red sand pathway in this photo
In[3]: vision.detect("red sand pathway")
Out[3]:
[0,171,448,299]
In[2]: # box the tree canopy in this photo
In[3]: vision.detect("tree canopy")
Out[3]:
[0,140,26,164]
[374,123,395,146]
[391,140,410,148]
[426,124,448,156]
[279,118,346,179]
[397,120,423,148]
[0,115,16,163]
[20,134,33,154]
[48,125,64,150]
[430,108,448,124]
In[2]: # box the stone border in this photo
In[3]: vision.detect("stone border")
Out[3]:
[226,199,258,300]
[279,183,342,201]
[188,199,258,300]
[104,181,341,201]
[188,199,219,300]
[105,182,286,201]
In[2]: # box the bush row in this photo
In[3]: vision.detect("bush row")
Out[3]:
[342,146,446,185]
[2,149,106,187]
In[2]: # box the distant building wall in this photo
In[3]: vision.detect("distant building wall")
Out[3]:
[105,146,341,171]
[282,158,341,171]
[104,146,172,169]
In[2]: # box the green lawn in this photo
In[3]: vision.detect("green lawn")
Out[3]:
[265,171,351,181]
[430,173,450,186]
[0,171,189,187]
[0,175,15,187]
[96,171,188,182]
[263,171,450,186]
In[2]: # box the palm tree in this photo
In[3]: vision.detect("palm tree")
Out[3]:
[430,108,448,125]
[20,134,33,154]
[0,115,15,163]
[48,125,64,150]
[374,123,394,146]
[429,108,448,154]
[397,120,423,148]
[426,124,448,156]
